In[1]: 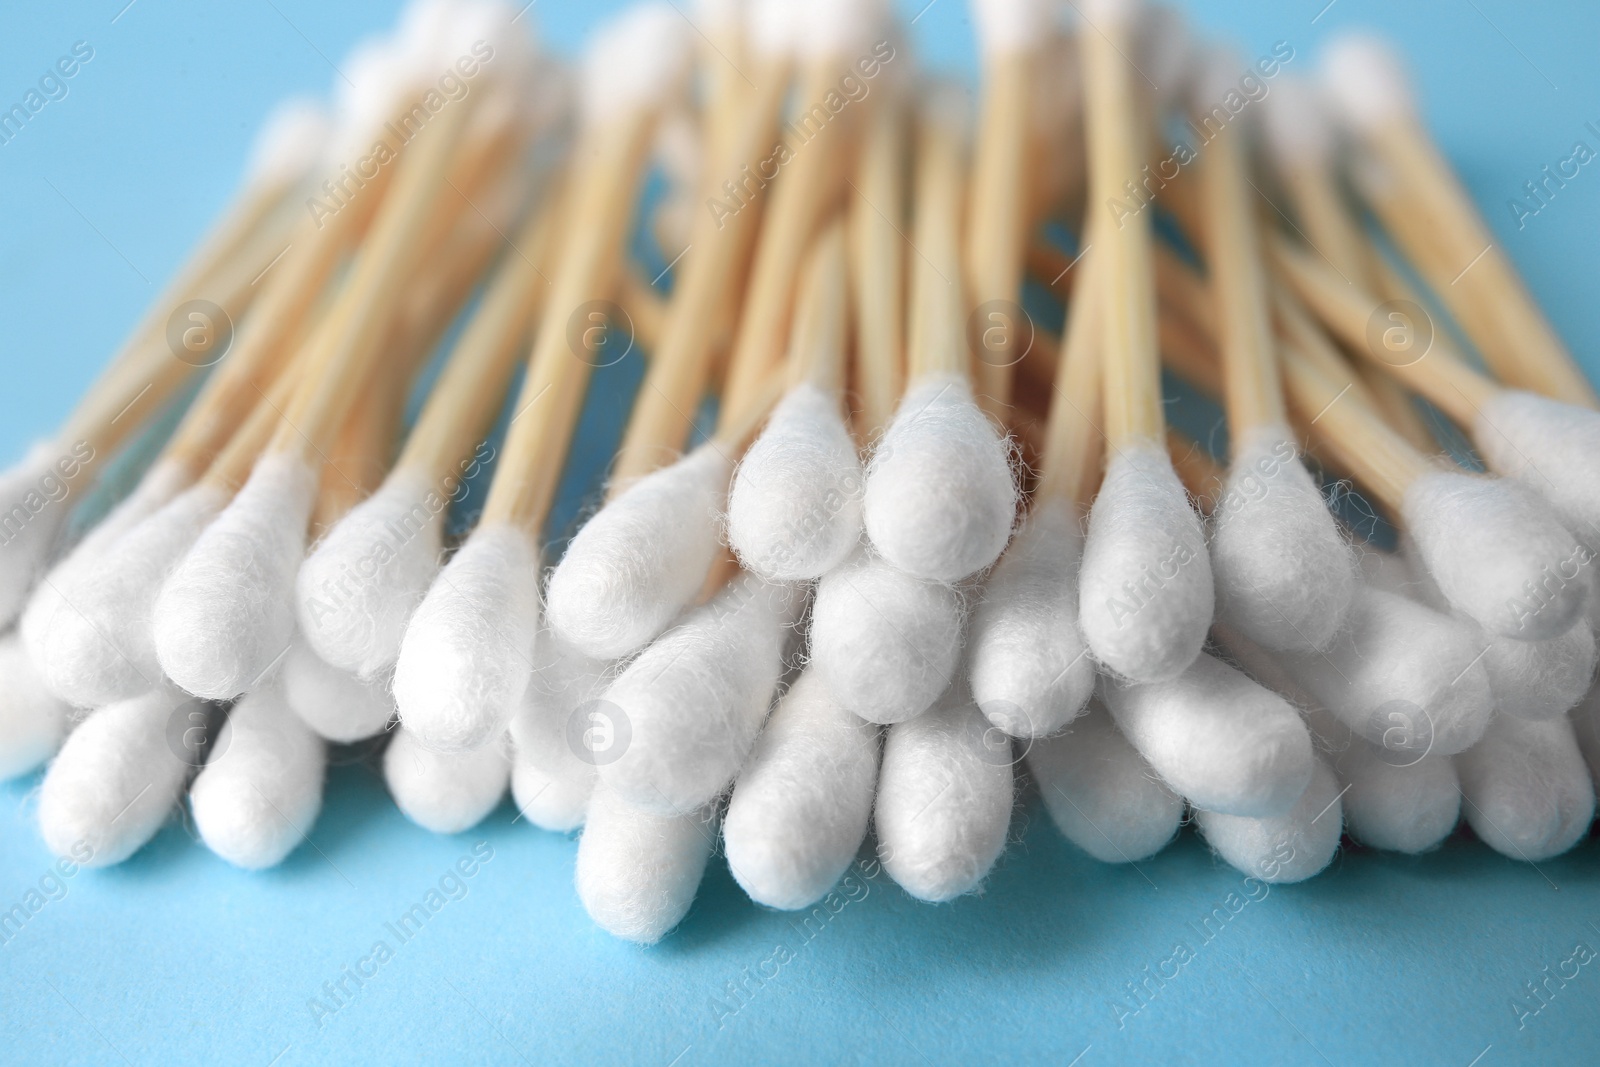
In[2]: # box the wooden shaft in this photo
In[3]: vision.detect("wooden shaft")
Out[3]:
[1038,243,1104,508]
[1196,117,1283,430]
[1271,236,1498,426]
[203,340,316,491]
[1278,331,1434,512]
[397,180,563,482]
[720,60,855,421]
[481,110,657,528]
[965,55,1033,414]
[269,95,478,458]
[1081,9,1161,443]
[906,99,970,381]
[848,89,907,438]
[610,63,792,489]
[1361,119,1597,407]
[615,267,668,353]
[1168,429,1225,509]
[785,218,849,394]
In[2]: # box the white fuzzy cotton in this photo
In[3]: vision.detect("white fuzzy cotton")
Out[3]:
[1480,617,1596,722]
[600,576,799,815]
[1319,32,1414,132]
[547,446,728,661]
[727,384,864,582]
[1079,441,1214,683]
[794,0,886,58]
[1572,685,1600,787]
[580,3,691,129]
[29,483,228,708]
[1310,712,1459,854]
[394,522,541,753]
[1210,427,1356,652]
[1475,390,1600,550]
[1260,75,1334,171]
[863,374,1017,584]
[874,689,1013,902]
[973,0,1051,55]
[1403,471,1588,642]
[968,497,1095,737]
[1026,701,1182,863]
[37,688,193,866]
[191,681,325,869]
[282,636,395,743]
[21,458,192,670]
[1104,651,1313,818]
[154,452,318,699]
[1275,586,1493,757]
[723,668,880,909]
[1456,714,1594,863]
[383,725,510,834]
[0,633,71,780]
[296,468,444,678]
[809,550,964,725]
[0,442,77,628]
[1196,758,1343,883]
[575,784,717,943]
[507,631,606,832]
[247,98,331,189]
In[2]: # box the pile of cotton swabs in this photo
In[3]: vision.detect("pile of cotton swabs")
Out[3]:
[2,0,1599,943]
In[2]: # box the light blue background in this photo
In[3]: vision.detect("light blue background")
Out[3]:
[4,2,1600,1064]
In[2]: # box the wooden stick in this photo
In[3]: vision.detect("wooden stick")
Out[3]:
[395,176,564,484]
[1272,236,1498,426]
[1080,6,1161,445]
[267,96,479,460]
[1354,118,1598,407]
[481,108,660,529]
[1168,429,1224,509]
[1194,107,1283,432]
[965,47,1033,415]
[848,88,907,438]
[785,218,849,393]
[1037,242,1105,509]
[720,61,857,422]
[906,94,970,381]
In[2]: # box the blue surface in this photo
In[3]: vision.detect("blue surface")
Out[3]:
[4,2,1600,1065]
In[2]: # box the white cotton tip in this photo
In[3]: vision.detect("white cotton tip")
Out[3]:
[968,497,1095,738]
[874,689,1013,902]
[332,39,424,160]
[282,636,394,743]
[153,453,317,700]
[1276,586,1493,757]
[1078,441,1214,683]
[580,3,692,128]
[1196,758,1343,883]
[972,0,1050,56]
[1357,544,1422,597]
[393,522,541,753]
[190,683,325,869]
[746,0,794,59]
[794,0,885,58]
[723,668,880,910]
[296,468,444,678]
[809,551,963,725]
[1138,4,1194,107]
[575,784,716,943]
[1104,651,1313,818]
[507,631,606,832]
[1456,714,1595,863]
[1481,618,1596,722]
[1573,685,1600,787]
[1210,428,1357,653]
[1319,32,1415,133]
[863,375,1016,583]
[423,0,534,72]
[384,725,510,833]
[37,688,192,866]
[28,483,229,708]
[1026,701,1182,863]
[600,577,799,815]
[1315,719,1460,854]
[1401,471,1588,642]
[0,633,71,780]
[727,384,864,582]
[1474,390,1600,550]
[1261,75,1334,171]
[246,98,332,190]
[0,442,77,628]
[546,446,728,661]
